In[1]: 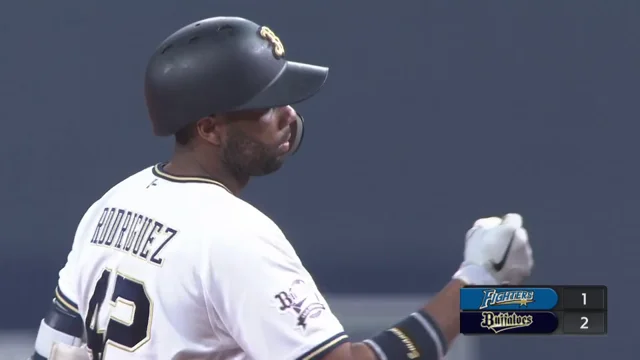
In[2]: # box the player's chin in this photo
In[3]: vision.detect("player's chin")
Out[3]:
[250,157,285,177]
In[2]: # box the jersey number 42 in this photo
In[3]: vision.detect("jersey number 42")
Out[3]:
[85,269,152,359]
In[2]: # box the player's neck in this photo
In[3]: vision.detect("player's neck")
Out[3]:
[164,152,249,195]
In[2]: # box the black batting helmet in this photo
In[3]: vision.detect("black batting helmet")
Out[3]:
[144,16,329,155]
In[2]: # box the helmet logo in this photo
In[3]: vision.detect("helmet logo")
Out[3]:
[259,26,285,59]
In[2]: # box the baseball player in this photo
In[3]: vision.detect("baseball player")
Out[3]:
[30,16,534,360]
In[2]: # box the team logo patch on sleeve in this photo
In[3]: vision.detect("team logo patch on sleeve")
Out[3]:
[274,279,326,329]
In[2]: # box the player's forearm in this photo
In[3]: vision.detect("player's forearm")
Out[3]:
[348,343,378,360]
[320,342,378,360]
[419,279,464,344]
[327,280,463,360]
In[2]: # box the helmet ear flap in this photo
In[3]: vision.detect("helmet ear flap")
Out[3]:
[287,111,305,155]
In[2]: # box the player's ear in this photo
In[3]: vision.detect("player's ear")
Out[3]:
[195,115,225,146]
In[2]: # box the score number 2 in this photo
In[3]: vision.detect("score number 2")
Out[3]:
[580,316,589,329]
[85,269,153,358]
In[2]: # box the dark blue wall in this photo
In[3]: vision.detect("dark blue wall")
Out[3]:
[1,0,632,358]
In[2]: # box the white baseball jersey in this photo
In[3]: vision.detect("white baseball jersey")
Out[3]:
[54,164,348,360]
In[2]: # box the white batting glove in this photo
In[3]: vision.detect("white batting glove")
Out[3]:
[453,213,534,286]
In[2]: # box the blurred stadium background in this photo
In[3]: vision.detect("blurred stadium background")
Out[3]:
[1,0,632,358]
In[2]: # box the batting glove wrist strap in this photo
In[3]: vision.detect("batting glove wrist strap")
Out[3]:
[363,310,447,360]
[453,263,499,286]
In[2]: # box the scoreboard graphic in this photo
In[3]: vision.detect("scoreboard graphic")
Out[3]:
[460,285,607,335]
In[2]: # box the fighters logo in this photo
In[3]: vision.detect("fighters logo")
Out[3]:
[274,280,325,329]
[479,289,535,309]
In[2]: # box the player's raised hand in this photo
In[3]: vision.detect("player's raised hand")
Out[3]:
[453,213,534,286]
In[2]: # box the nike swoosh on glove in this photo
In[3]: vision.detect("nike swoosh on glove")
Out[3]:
[453,213,534,286]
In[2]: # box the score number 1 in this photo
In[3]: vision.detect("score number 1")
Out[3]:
[580,292,588,329]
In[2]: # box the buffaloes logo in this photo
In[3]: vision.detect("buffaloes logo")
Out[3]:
[259,26,285,58]
[274,279,326,329]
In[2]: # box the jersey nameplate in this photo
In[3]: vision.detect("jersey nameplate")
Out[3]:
[90,207,178,266]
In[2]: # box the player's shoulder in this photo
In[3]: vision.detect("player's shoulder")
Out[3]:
[78,165,156,215]
[206,194,284,238]
[196,193,294,253]
[106,165,157,193]
[84,164,155,203]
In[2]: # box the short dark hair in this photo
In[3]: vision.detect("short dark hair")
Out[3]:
[174,123,197,145]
